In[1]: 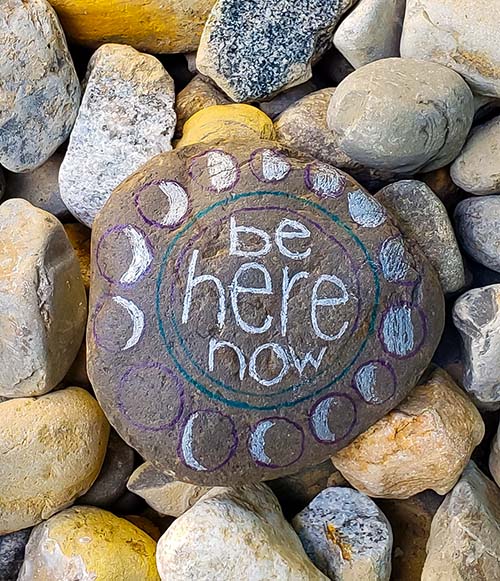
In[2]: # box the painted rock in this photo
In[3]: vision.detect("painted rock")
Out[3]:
[0,0,80,172]
[196,0,345,102]
[88,140,444,485]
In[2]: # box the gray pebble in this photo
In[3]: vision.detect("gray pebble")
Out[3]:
[0,528,31,581]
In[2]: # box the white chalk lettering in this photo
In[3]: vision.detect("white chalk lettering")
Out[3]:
[249,343,289,387]
[275,219,311,260]
[208,338,246,380]
[288,345,327,375]
[229,217,271,257]
[230,262,273,334]
[281,267,309,336]
[311,274,350,341]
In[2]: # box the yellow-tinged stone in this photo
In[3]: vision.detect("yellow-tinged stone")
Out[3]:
[64,223,90,290]
[0,388,109,534]
[176,104,276,148]
[48,0,215,53]
[18,506,160,580]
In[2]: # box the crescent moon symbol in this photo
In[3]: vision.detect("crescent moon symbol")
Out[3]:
[181,412,207,472]
[311,397,337,442]
[249,420,275,465]
[112,296,145,350]
[119,225,153,285]
[158,181,189,227]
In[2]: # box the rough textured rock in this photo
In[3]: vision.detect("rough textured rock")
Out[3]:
[59,43,176,227]
[17,506,159,580]
[0,200,87,397]
[327,58,474,174]
[453,284,500,410]
[64,223,91,290]
[4,151,69,219]
[376,180,465,294]
[156,484,328,580]
[331,367,485,498]
[451,116,500,195]
[88,140,444,486]
[455,197,500,272]
[0,388,109,534]
[0,528,31,581]
[48,0,215,53]
[0,0,80,172]
[333,0,405,68]
[490,421,500,487]
[275,88,397,191]
[128,462,210,517]
[197,0,345,101]
[416,166,463,211]
[293,487,393,580]
[78,430,135,508]
[421,462,500,581]
[401,0,500,98]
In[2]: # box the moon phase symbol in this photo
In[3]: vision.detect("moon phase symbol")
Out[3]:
[248,417,304,468]
[310,394,356,443]
[249,420,275,465]
[156,181,189,227]
[119,225,153,285]
[180,412,207,471]
[112,296,145,350]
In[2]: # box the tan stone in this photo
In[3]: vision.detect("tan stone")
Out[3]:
[489,420,500,488]
[0,388,109,534]
[331,368,485,498]
[64,223,90,290]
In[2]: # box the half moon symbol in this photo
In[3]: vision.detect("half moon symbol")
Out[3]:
[119,225,153,285]
[158,181,189,227]
[112,296,145,350]
[180,412,207,472]
[249,420,275,465]
[311,397,337,442]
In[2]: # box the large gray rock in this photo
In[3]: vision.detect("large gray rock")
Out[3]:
[327,58,474,174]
[59,43,176,227]
[401,0,500,98]
[421,462,500,581]
[197,0,345,102]
[451,116,500,195]
[333,0,405,68]
[376,180,465,294]
[0,0,80,172]
[293,487,392,580]
[453,284,500,409]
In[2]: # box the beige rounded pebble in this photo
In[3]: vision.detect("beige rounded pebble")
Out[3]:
[0,388,110,534]
[331,368,485,499]
[64,223,91,291]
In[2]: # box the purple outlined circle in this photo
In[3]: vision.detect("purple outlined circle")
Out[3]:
[249,147,291,183]
[352,359,397,405]
[378,301,428,360]
[117,362,184,432]
[378,235,420,287]
[188,149,240,193]
[304,162,347,199]
[96,224,154,287]
[309,393,357,444]
[134,179,191,230]
[248,417,305,469]
[178,409,238,472]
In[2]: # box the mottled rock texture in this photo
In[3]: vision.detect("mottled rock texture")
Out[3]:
[0,200,87,397]
[0,528,31,581]
[293,487,393,580]
[59,43,176,227]
[0,0,80,172]
[327,58,474,174]
[0,388,109,534]
[64,223,91,290]
[331,368,485,498]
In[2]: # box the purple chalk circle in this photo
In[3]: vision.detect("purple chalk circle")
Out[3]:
[309,393,357,443]
[305,162,346,198]
[352,360,397,405]
[189,149,240,193]
[134,180,190,229]
[96,224,153,286]
[250,148,291,182]
[179,410,238,472]
[379,236,412,283]
[93,294,145,353]
[248,417,304,468]
[117,362,184,432]
[378,302,427,359]
[347,190,386,228]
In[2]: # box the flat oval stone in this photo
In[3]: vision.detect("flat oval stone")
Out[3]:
[88,141,444,485]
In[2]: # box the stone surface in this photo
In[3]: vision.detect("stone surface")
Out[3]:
[78,430,135,508]
[260,81,317,120]
[451,115,500,195]
[0,387,109,534]
[274,88,397,191]
[4,151,69,219]
[127,462,210,517]
[0,0,80,172]
[63,336,90,387]
[0,200,87,397]
[401,0,500,98]
[18,506,159,580]
[59,43,176,227]
[327,58,474,174]
[490,420,500,487]
[455,197,500,272]
[197,0,345,102]
[421,462,500,580]
[331,367,485,498]
[453,284,500,410]
[88,140,444,485]
[48,0,215,53]
[376,180,465,294]
[416,166,463,211]
[333,0,405,68]
[156,484,327,580]
[293,487,392,580]
[64,222,91,290]
[0,528,31,581]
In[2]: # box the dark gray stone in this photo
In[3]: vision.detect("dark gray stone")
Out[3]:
[0,528,31,581]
